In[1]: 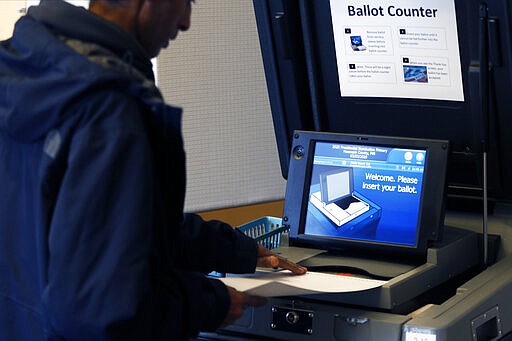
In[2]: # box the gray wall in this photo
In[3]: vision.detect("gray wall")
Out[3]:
[157,1,286,212]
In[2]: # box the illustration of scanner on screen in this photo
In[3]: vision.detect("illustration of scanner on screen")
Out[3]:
[350,35,367,51]
[310,168,370,227]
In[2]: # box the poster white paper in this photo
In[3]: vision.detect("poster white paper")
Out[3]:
[329,0,464,101]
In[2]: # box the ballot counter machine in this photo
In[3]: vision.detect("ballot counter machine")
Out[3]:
[199,0,512,340]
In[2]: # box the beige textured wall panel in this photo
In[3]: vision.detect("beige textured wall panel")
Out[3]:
[0,1,26,41]
[157,1,286,212]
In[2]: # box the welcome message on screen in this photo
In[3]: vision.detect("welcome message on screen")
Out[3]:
[362,172,419,194]
[316,143,424,196]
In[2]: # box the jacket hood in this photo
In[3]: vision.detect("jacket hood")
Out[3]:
[0,0,155,143]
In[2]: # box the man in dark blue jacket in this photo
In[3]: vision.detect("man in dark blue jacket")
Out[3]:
[0,0,306,339]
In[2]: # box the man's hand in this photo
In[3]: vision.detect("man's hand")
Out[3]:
[221,286,267,327]
[256,245,307,275]
[219,246,306,328]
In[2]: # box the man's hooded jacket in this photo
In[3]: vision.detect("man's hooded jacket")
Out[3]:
[0,1,258,339]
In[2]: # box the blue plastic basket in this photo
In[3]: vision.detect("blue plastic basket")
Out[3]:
[237,216,289,250]
[208,217,289,278]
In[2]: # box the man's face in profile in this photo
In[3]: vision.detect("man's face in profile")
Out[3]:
[136,0,192,58]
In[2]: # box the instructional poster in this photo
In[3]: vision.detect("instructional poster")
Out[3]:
[329,0,464,101]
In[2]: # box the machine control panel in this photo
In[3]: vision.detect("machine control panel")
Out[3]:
[271,305,314,335]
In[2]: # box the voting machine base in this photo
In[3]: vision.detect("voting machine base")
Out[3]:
[198,226,512,341]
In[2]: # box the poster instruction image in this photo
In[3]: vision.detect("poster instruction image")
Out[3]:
[329,0,464,101]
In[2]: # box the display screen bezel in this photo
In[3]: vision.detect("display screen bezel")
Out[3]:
[284,131,449,257]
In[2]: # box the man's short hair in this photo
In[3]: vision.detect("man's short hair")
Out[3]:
[89,0,121,5]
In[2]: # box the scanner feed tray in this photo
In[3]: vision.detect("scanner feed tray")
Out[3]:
[276,227,481,310]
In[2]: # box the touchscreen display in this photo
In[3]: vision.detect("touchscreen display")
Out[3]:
[304,141,427,247]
